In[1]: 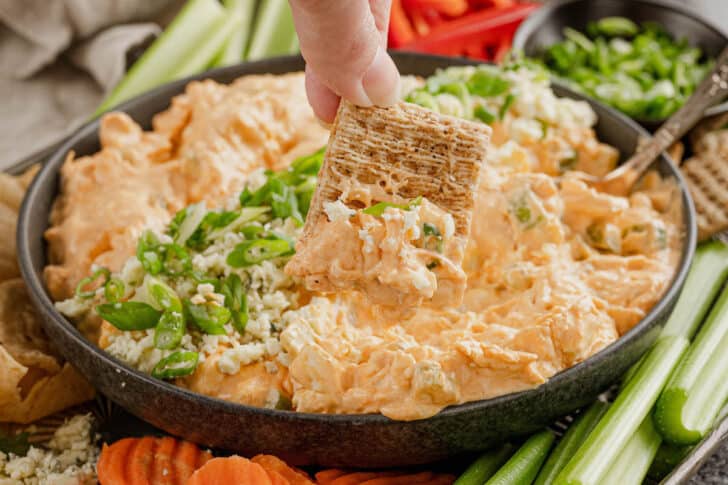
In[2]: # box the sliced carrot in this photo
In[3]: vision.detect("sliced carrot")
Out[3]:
[151,437,179,484]
[97,438,136,485]
[97,436,211,485]
[329,471,404,485]
[315,469,349,484]
[187,456,273,485]
[252,454,314,485]
[361,471,434,485]
[267,469,292,485]
[128,436,157,485]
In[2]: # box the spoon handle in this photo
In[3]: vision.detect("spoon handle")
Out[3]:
[616,46,728,178]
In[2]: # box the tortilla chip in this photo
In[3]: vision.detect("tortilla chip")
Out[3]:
[0,173,25,212]
[0,281,95,423]
[0,279,60,372]
[0,255,19,283]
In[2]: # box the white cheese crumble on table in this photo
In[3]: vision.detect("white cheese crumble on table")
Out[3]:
[0,414,99,485]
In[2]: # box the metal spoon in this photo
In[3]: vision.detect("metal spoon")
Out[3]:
[580,45,728,194]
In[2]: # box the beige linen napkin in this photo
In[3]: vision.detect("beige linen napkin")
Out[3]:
[0,0,181,171]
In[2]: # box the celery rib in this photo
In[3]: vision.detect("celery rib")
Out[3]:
[654,284,728,444]
[454,445,515,485]
[554,336,688,485]
[534,401,608,485]
[486,430,555,485]
[246,0,298,60]
[94,0,226,116]
[598,415,662,485]
[661,241,728,338]
[215,0,257,67]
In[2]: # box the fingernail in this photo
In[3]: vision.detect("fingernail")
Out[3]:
[362,47,401,107]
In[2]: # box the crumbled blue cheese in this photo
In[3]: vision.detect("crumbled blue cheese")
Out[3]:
[218,342,266,374]
[324,200,355,222]
[0,414,99,484]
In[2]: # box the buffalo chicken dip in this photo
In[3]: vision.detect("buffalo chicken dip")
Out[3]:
[51,67,681,420]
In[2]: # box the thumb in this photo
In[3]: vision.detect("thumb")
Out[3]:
[290,0,400,108]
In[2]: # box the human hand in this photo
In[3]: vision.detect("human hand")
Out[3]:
[289,0,401,122]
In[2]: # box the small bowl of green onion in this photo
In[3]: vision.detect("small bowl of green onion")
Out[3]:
[513,0,728,129]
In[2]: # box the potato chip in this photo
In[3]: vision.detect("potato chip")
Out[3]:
[0,173,25,212]
[18,164,40,190]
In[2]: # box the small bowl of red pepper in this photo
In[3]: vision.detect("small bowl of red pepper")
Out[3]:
[389,0,541,62]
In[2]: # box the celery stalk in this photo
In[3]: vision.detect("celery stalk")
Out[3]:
[534,401,609,485]
[170,9,243,79]
[215,0,257,66]
[654,284,728,444]
[598,415,662,485]
[94,0,226,116]
[554,336,688,485]
[454,445,515,485]
[486,430,555,485]
[647,442,692,480]
[246,0,298,60]
[662,241,728,338]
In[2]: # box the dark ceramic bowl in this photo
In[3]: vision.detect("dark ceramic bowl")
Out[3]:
[512,0,728,130]
[17,53,696,467]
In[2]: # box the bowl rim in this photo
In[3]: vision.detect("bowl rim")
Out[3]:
[511,0,728,126]
[17,53,697,425]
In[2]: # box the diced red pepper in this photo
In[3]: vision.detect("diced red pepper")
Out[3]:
[389,0,416,47]
[403,0,469,17]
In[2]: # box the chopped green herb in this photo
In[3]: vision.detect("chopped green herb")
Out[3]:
[474,105,496,124]
[467,69,511,97]
[96,301,162,331]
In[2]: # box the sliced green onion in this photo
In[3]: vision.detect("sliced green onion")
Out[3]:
[362,196,423,216]
[564,27,595,53]
[162,243,193,277]
[454,445,515,485]
[227,238,294,267]
[154,311,186,350]
[598,415,661,485]
[152,351,199,380]
[422,222,444,253]
[466,69,510,97]
[104,278,125,303]
[184,299,230,335]
[534,401,609,485]
[555,336,688,485]
[406,90,440,111]
[75,267,110,299]
[145,277,183,313]
[654,284,728,445]
[485,430,554,485]
[137,230,164,275]
[596,17,639,37]
[290,146,326,176]
[499,93,516,119]
[94,0,227,115]
[220,273,249,334]
[474,105,496,124]
[96,301,162,331]
[173,203,208,246]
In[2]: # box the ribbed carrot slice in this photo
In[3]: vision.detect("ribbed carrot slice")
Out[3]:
[129,436,157,485]
[97,438,137,485]
[360,471,434,484]
[315,469,348,484]
[97,436,211,485]
[174,439,213,480]
[252,454,314,484]
[329,471,404,485]
[187,456,273,485]
[151,437,179,484]
[267,469,293,485]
